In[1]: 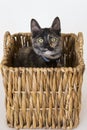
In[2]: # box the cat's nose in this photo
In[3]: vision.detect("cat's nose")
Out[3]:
[45,44,54,51]
[48,46,54,51]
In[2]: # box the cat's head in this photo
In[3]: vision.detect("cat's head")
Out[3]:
[31,17,63,60]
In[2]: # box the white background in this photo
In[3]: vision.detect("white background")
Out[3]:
[0,0,87,130]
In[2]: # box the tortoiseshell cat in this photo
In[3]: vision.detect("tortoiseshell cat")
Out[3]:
[13,17,64,67]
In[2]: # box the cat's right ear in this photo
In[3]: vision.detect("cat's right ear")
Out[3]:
[51,17,61,35]
[31,19,41,36]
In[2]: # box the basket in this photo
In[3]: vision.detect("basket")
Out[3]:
[1,31,85,129]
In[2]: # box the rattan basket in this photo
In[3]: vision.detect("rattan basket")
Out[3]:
[1,31,85,129]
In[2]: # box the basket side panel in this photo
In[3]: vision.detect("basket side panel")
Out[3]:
[1,67,83,129]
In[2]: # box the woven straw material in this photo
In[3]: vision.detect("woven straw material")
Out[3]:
[1,32,85,129]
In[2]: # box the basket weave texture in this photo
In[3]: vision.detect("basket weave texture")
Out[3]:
[1,32,85,129]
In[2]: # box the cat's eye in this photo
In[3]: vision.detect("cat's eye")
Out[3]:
[37,38,43,44]
[51,37,57,42]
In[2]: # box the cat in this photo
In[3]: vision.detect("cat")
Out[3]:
[13,17,64,67]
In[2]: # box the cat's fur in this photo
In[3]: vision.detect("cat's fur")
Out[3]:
[13,17,64,67]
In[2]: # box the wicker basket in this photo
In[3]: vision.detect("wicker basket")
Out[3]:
[1,31,85,129]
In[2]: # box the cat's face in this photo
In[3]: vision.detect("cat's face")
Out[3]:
[31,17,63,59]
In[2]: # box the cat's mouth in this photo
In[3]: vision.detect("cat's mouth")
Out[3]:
[33,46,62,59]
[42,50,62,59]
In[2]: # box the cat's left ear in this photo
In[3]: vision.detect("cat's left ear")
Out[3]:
[51,17,61,34]
[31,19,41,35]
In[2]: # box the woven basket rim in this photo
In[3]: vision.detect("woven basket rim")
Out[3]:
[1,63,85,73]
[0,31,85,71]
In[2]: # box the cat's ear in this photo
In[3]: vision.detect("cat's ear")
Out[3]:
[51,17,61,34]
[31,19,41,34]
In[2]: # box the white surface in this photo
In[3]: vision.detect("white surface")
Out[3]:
[0,0,87,129]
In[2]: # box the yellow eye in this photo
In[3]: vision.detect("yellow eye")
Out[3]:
[51,37,57,42]
[38,38,43,43]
